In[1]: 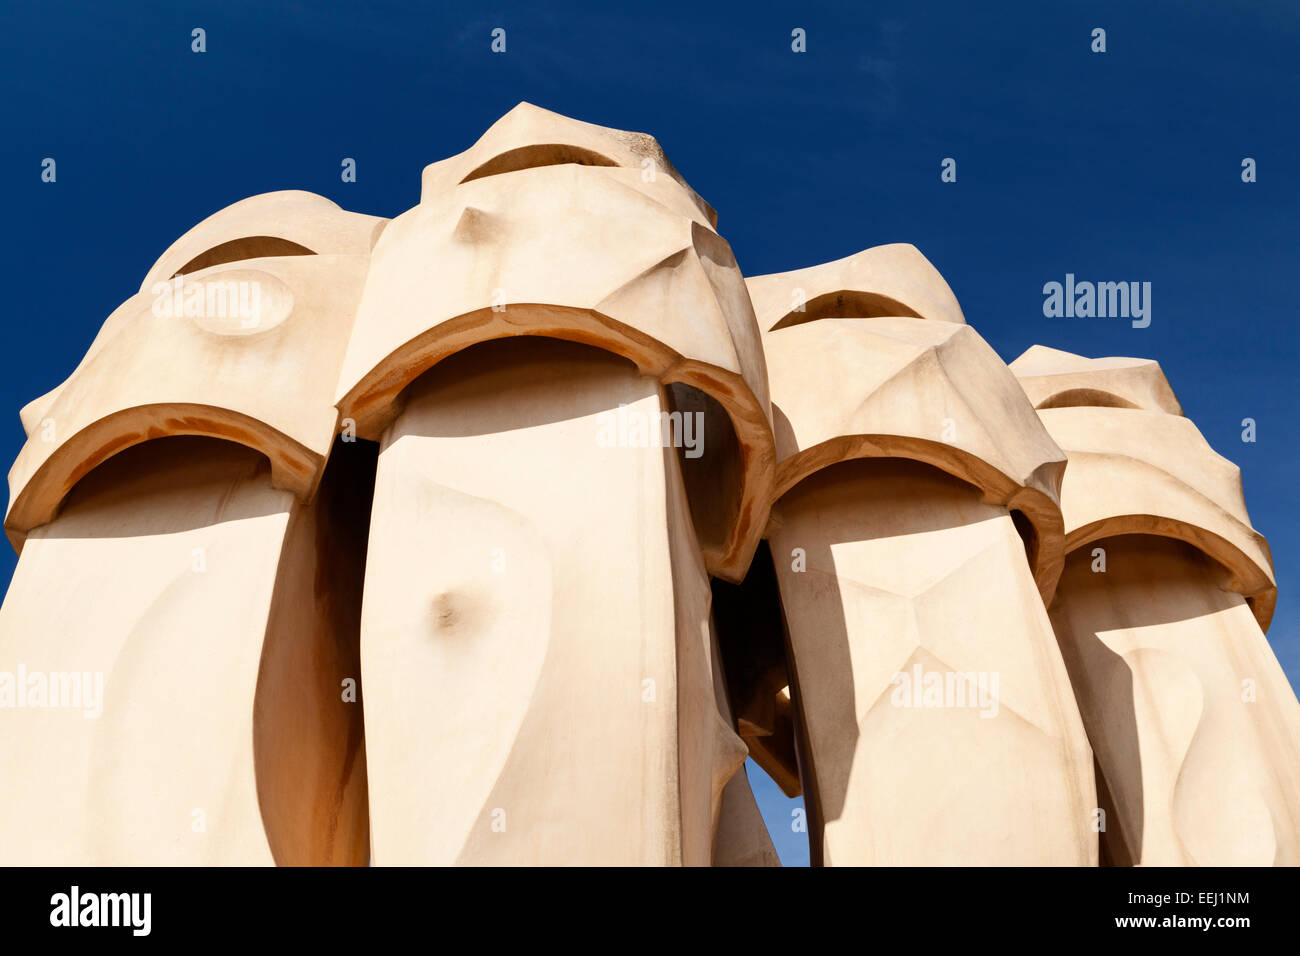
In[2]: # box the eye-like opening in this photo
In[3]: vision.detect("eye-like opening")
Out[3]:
[1036,387,1140,411]
[460,144,619,184]
[769,289,922,331]
[172,236,316,278]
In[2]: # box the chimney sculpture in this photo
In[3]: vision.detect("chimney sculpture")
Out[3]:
[1012,347,1300,866]
[744,249,1096,865]
[0,192,382,864]
[329,105,776,865]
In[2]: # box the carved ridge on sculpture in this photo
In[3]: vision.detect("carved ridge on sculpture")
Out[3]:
[5,402,319,550]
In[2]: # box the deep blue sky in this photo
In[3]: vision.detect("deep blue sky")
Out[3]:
[1,1,1296,867]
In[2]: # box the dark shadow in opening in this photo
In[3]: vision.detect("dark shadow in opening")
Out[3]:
[172,236,315,277]
[1036,388,1140,411]
[460,144,618,184]
[666,383,744,570]
[768,289,922,331]
[711,540,812,863]
[255,435,378,866]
